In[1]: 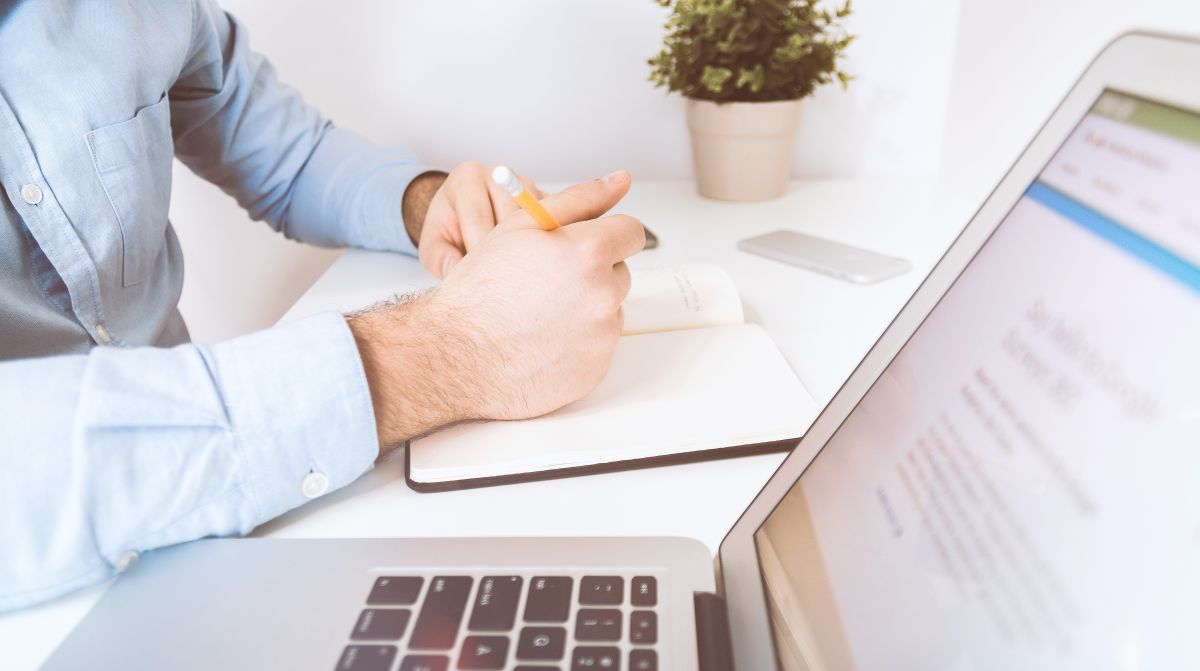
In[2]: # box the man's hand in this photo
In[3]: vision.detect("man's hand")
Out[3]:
[403,162,545,279]
[351,170,642,451]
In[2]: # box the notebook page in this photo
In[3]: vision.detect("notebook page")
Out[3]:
[409,324,819,484]
[621,263,744,335]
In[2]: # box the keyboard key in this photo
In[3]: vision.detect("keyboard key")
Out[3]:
[366,576,424,605]
[410,576,473,650]
[574,609,622,641]
[335,644,397,671]
[629,611,657,644]
[350,608,411,641]
[517,626,567,660]
[630,649,657,671]
[468,576,523,631]
[630,577,657,607]
[399,655,449,671]
[458,635,510,670]
[579,576,623,605]
[524,577,573,622]
[571,646,620,670]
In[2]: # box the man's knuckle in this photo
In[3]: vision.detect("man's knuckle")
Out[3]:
[457,160,484,175]
[592,309,611,327]
[614,280,632,303]
[573,236,604,266]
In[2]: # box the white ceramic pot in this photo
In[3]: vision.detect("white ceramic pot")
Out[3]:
[686,98,802,202]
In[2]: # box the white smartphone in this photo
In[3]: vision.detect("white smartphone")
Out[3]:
[738,229,911,284]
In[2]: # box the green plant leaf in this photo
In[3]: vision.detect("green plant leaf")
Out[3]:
[700,65,734,94]
[735,64,765,92]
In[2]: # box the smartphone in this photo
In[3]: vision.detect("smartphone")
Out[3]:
[738,229,911,284]
[643,226,659,250]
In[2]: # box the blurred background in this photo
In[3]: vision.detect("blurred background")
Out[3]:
[171,0,1200,342]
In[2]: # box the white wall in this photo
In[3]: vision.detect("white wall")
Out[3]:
[941,1,1200,204]
[173,0,961,342]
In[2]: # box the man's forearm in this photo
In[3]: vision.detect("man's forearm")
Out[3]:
[402,171,449,247]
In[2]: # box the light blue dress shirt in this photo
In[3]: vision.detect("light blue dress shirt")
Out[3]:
[0,0,430,610]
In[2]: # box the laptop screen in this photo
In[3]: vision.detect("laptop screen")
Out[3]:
[755,90,1200,670]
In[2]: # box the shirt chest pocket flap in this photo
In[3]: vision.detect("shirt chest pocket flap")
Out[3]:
[86,94,173,287]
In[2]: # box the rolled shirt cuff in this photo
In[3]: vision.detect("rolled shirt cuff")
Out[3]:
[211,310,379,523]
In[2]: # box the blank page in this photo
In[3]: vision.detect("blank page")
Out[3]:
[409,324,820,485]
[622,263,745,336]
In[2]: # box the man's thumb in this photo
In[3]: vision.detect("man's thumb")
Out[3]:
[536,170,632,227]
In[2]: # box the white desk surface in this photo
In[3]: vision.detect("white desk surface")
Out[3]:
[1,178,974,669]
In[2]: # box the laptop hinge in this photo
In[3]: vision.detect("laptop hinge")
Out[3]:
[694,591,735,671]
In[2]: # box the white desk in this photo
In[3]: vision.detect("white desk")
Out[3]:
[0,179,973,669]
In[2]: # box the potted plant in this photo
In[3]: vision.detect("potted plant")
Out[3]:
[649,0,854,201]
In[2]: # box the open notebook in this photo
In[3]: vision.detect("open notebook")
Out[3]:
[405,263,821,491]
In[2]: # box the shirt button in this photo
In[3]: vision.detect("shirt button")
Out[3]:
[115,550,139,572]
[301,471,330,499]
[20,183,43,205]
[95,324,112,345]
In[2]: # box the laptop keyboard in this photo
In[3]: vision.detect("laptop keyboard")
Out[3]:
[336,574,661,671]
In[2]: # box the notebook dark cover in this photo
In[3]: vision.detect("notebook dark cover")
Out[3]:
[402,437,800,493]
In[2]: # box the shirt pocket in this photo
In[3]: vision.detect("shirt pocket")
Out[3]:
[86,94,173,287]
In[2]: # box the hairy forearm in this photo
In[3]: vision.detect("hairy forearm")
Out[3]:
[346,293,480,453]
[401,171,449,246]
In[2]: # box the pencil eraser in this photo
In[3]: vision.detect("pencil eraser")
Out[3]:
[491,165,522,196]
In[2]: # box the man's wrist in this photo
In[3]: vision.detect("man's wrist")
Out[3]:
[401,170,449,247]
[346,293,477,453]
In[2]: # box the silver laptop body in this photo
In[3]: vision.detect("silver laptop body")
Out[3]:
[44,31,1200,671]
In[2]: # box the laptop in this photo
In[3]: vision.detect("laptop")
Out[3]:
[43,31,1200,670]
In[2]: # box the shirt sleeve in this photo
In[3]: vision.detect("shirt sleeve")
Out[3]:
[0,312,379,611]
[167,0,430,254]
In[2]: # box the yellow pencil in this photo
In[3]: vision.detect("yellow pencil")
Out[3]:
[491,165,558,231]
